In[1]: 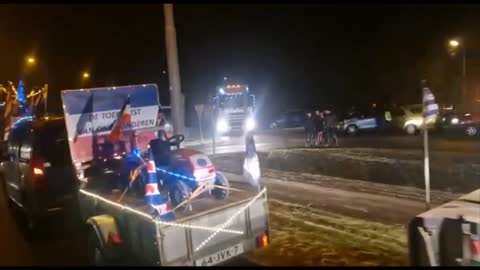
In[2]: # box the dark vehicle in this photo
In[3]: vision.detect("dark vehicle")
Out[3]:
[0,116,76,232]
[438,111,480,137]
[269,110,305,129]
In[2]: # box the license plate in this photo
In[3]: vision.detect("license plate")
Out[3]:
[195,243,244,266]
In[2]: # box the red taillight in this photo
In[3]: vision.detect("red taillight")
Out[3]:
[472,239,480,257]
[109,232,122,245]
[256,232,269,248]
[31,162,47,191]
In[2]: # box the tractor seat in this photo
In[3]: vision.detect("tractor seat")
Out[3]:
[149,138,171,167]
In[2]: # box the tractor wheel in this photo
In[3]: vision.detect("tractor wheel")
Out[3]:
[212,172,230,200]
[168,181,190,212]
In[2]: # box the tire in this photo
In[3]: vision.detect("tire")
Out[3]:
[212,172,230,200]
[405,124,417,135]
[168,181,190,212]
[87,228,107,266]
[465,126,478,137]
[346,124,358,136]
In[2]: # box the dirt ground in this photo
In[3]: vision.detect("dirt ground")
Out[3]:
[250,199,408,266]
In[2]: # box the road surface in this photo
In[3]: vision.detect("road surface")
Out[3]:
[191,128,480,154]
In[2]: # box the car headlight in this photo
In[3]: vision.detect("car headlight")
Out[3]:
[245,117,256,131]
[216,118,230,133]
[451,117,459,125]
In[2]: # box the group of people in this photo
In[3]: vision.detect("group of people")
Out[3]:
[304,109,338,147]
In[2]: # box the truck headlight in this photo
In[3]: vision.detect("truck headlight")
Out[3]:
[217,118,230,133]
[451,117,459,125]
[245,117,256,131]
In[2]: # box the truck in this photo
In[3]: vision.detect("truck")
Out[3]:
[212,84,256,135]
[61,84,270,266]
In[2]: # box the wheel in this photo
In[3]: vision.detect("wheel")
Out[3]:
[465,126,478,137]
[212,172,230,200]
[87,228,107,266]
[346,124,358,136]
[168,181,190,212]
[405,124,417,135]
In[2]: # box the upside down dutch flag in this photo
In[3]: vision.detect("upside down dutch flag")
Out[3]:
[108,96,132,142]
[145,152,176,221]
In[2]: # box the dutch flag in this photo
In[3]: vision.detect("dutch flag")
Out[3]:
[144,153,176,221]
[422,84,439,123]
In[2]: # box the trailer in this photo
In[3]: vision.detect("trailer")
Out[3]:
[61,84,270,266]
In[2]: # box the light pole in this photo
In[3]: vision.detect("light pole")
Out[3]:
[448,38,467,106]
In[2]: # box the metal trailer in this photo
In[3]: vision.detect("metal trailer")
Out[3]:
[78,179,270,266]
[408,189,480,266]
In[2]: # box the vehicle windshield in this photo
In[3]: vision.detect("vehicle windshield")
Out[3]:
[217,95,254,109]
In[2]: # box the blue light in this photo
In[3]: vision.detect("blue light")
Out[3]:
[157,167,197,182]
[14,116,33,127]
[17,80,26,105]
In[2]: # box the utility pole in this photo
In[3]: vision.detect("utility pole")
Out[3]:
[164,4,185,135]
[461,45,467,107]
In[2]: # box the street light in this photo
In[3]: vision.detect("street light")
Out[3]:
[449,39,460,48]
[27,57,36,65]
[82,72,90,79]
[447,38,467,106]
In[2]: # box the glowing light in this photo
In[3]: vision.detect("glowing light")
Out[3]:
[451,117,459,125]
[27,57,35,64]
[216,118,230,133]
[245,117,256,131]
[78,189,242,234]
[82,72,90,79]
[194,187,266,252]
[449,39,460,48]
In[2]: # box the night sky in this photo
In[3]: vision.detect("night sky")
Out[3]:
[1,3,479,123]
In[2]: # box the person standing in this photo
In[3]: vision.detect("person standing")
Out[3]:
[314,110,325,147]
[324,110,339,147]
[304,111,315,147]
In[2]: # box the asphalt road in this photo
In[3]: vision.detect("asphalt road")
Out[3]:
[192,128,480,154]
[0,128,478,266]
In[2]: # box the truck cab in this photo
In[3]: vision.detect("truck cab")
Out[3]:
[213,84,256,135]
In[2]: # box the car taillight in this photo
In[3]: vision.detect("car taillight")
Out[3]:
[32,164,47,191]
[471,239,480,260]
[194,167,215,179]
[256,232,269,249]
[108,232,122,245]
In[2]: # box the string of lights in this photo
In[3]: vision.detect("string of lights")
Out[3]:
[79,188,243,234]
[194,187,267,252]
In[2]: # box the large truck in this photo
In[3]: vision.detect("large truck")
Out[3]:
[213,84,256,135]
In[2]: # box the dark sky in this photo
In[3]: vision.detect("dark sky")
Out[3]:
[1,3,479,121]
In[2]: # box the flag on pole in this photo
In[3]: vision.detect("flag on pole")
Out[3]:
[422,86,439,123]
[108,96,131,142]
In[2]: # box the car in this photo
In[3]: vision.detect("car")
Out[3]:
[387,104,430,135]
[438,111,480,137]
[337,110,379,136]
[269,110,305,129]
[0,115,76,234]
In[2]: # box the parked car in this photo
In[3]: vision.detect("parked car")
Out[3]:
[438,111,480,137]
[0,115,76,234]
[269,110,305,129]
